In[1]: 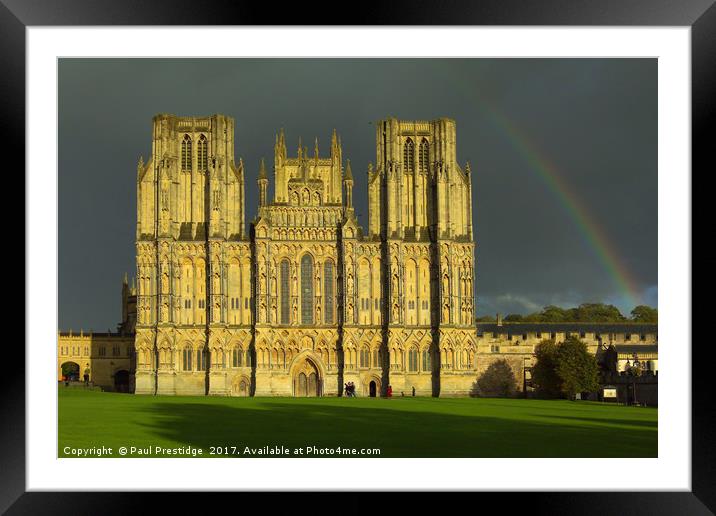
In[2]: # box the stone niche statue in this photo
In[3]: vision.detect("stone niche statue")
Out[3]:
[346,272,354,296]
[346,303,354,321]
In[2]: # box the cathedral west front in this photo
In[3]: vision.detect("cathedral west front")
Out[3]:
[133,114,477,397]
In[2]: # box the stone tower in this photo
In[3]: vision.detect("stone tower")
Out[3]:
[362,118,476,395]
[134,114,253,396]
[368,118,473,241]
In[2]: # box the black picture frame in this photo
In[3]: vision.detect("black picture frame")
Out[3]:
[4,0,713,512]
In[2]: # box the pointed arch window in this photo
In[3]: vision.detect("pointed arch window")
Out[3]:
[196,348,207,371]
[301,255,314,324]
[232,347,243,367]
[419,138,429,173]
[360,346,370,368]
[324,260,334,324]
[198,134,208,171]
[403,138,415,173]
[280,259,290,325]
[181,135,192,171]
[408,346,419,372]
[182,346,193,371]
[422,348,432,371]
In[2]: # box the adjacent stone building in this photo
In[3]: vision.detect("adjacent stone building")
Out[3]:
[57,275,136,391]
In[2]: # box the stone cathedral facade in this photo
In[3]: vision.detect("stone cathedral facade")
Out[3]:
[134,114,477,397]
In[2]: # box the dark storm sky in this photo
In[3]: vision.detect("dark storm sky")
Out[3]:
[58,58,657,331]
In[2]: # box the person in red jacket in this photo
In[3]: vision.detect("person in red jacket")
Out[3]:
[386,385,393,398]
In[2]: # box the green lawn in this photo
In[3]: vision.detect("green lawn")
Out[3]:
[58,387,657,458]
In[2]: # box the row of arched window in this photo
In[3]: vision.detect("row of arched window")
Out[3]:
[140,344,471,373]
[403,138,430,173]
[352,346,433,372]
[180,347,252,371]
[181,134,208,171]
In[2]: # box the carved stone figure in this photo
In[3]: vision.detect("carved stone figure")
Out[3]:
[346,303,354,321]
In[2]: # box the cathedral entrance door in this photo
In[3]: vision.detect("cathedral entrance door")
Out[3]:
[307,372,317,397]
[293,358,321,397]
[298,373,307,396]
[369,381,377,397]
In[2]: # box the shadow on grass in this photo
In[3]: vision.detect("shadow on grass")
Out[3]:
[137,400,657,458]
[538,414,658,429]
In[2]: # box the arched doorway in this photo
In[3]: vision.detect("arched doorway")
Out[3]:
[365,377,381,397]
[293,358,321,397]
[231,376,251,397]
[114,370,130,392]
[61,362,79,382]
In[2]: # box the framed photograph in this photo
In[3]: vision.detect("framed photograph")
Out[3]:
[7,0,713,512]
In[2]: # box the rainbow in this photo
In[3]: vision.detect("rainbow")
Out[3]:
[474,101,643,309]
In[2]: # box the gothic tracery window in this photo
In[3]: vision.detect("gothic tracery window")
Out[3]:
[280,259,290,324]
[196,348,207,371]
[360,346,370,368]
[181,134,192,170]
[232,347,243,367]
[197,134,208,171]
[182,346,193,371]
[301,254,314,325]
[422,348,432,371]
[408,346,419,372]
[403,138,415,173]
[419,138,429,173]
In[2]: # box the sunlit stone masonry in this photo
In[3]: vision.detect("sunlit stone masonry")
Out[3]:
[131,114,480,397]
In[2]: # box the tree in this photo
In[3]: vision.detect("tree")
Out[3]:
[630,305,658,323]
[555,336,600,399]
[503,314,524,322]
[572,303,626,322]
[475,315,496,322]
[474,359,518,397]
[536,305,569,322]
[532,337,600,399]
[531,339,562,398]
